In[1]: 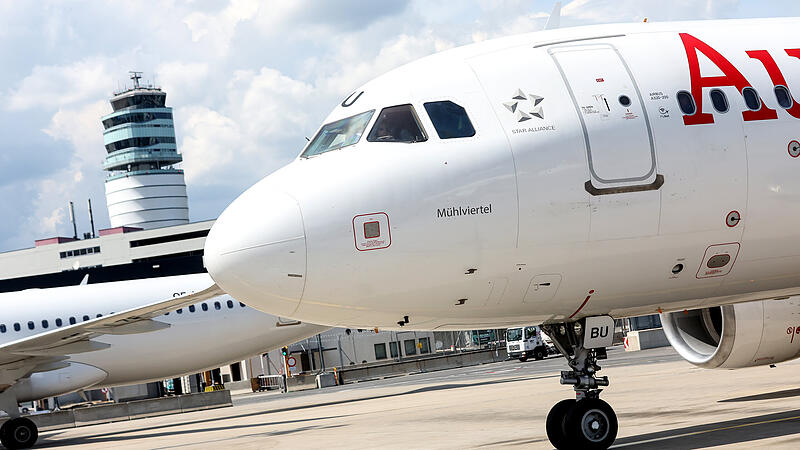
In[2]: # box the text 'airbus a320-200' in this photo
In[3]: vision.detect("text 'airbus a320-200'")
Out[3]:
[204,17,800,449]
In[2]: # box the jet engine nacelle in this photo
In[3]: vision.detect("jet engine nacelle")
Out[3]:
[14,363,107,402]
[660,298,800,369]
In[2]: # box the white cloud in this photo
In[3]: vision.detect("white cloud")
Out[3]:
[6,58,113,111]
[43,101,108,166]
[314,32,456,98]
[178,106,241,184]
[155,61,210,105]
[183,0,261,56]
[26,101,112,239]
[230,68,315,141]
[561,0,741,22]
[37,203,66,237]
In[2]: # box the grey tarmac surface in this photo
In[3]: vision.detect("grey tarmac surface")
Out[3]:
[36,346,800,449]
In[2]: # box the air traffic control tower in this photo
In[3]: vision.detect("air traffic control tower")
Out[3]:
[102,72,189,229]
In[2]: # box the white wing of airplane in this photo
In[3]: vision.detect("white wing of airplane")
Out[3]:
[0,283,224,383]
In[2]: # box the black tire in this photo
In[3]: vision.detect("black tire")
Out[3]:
[534,347,546,360]
[546,399,575,449]
[0,417,38,449]
[562,398,617,449]
[518,356,528,362]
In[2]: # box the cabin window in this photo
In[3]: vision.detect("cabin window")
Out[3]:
[419,337,431,354]
[176,308,183,314]
[41,320,48,329]
[709,89,729,113]
[367,104,427,143]
[525,327,536,340]
[742,87,762,111]
[69,317,76,325]
[0,325,5,333]
[13,323,20,332]
[403,339,417,355]
[27,321,34,330]
[83,315,90,321]
[302,110,375,157]
[775,85,793,109]
[676,91,696,115]
[189,305,196,313]
[374,343,387,360]
[227,300,234,309]
[96,314,102,318]
[201,303,209,312]
[214,301,221,310]
[423,101,476,139]
[239,302,246,308]
[56,318,63,327]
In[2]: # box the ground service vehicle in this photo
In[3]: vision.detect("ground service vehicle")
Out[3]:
[506,326,548,361]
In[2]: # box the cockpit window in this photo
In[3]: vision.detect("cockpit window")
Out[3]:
[302,110,374,158]
[367,104,427,143]
[424,101,476,139]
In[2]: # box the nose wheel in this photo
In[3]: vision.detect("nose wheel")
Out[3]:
[547,397,617,449]
[542,318,618,449]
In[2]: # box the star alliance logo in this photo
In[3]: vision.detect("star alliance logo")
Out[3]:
[503,89,545,122]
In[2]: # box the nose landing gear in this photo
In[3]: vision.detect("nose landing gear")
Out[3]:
[542,317,618,449]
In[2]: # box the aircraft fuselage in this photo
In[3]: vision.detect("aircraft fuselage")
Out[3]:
[205,18,800,331]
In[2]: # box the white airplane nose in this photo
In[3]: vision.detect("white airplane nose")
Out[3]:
[204,185,306,317]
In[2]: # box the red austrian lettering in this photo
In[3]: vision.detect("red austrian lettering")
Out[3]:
[680,33,777,125]
[747,49,800,118]
[786,48,800,60]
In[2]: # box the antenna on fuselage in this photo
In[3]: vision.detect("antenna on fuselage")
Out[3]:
[544,1,562,30]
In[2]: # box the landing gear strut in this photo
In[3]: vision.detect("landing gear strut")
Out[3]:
[0,389,38,449]
[542,317,618,449]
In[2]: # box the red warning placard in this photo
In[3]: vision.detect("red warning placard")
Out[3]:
[353,212,391,251]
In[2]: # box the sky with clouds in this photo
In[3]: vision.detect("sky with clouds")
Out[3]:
[1,0,799,252]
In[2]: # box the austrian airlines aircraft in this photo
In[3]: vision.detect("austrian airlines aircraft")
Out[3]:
[0,274,327,449]
[205,18,800,449]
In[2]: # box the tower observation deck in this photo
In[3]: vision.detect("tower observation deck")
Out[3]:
[102,72,189,229]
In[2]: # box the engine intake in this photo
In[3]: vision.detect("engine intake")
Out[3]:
[661,298,800,369]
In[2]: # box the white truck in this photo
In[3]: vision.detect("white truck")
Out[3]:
[506,326,551,362]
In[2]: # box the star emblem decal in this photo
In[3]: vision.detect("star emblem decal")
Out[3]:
[503,89,545,122]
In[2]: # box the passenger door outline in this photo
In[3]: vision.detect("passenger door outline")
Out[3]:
[549,44,664,195]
